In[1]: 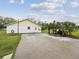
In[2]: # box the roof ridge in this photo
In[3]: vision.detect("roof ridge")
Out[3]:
[6,19,41,27]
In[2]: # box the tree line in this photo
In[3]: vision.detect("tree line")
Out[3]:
[0,17,17,29]
[0,16,79,36]
[42,20,79,36]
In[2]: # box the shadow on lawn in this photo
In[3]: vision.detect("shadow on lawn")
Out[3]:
[49,33,79,39]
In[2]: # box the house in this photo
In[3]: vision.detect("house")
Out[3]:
[6,19,41,33]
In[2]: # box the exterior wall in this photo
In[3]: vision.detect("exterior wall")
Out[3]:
[7,26,41,33]
[6,20,41,33]
[7,26,18,33]
[19,26,41,33]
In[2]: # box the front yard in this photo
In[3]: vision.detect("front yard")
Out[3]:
[0,30,20,59]
[72,31,79,38]
[0,29,79,59]
[42,29,79,39]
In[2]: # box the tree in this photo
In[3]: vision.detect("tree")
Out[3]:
[61,21,76,35]
[48,21,77,36]
[4,17,17,24]
[0,17,17,29]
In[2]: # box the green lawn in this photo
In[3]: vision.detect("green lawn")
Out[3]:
[42,29,52,33]
[72,31,79,38]
[43,29,79,38]
[0,30,20,59]
[42,29,48,33]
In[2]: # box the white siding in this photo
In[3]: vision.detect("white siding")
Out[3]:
[7,25,41,33]
[7,26,18,33]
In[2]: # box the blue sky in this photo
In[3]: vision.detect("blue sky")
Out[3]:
[0,0,45,18]
[0,0,79,25]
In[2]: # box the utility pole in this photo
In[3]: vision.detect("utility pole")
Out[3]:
[17,19,19,34]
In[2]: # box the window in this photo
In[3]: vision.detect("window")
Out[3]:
[28,27,30,29]
[35,27,37,30]
[38,28,41,31]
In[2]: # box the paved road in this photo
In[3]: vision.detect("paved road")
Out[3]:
[14,34,79,59]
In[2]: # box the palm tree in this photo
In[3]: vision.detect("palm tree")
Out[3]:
[48,20,56,34]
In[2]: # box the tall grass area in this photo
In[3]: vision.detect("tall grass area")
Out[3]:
[0,30,20,59]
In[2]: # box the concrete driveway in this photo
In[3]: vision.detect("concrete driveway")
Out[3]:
[14,34,79,59]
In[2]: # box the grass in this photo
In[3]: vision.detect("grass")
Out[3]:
[0,30,21,59]
[42,29,48,33]
[42,29,79,39]
[72,31,79,38]
[42,29,52,33]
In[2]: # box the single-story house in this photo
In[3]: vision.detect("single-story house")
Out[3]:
[6,19,41,33]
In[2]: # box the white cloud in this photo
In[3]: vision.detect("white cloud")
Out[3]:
[32,2,64,10]
[9,0,15,3]
[20,0,24,4]
[31,0,66,15]
[9,0,24,4]
[41,9,65,15]
[29,12,79,25]
[30,0,79,25]
[70,0,79,8]
[47,0,66,4]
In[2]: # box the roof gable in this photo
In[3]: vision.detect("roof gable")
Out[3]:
[7,19,41,27]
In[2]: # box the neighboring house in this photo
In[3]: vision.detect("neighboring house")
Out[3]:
[6,19,41,33]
